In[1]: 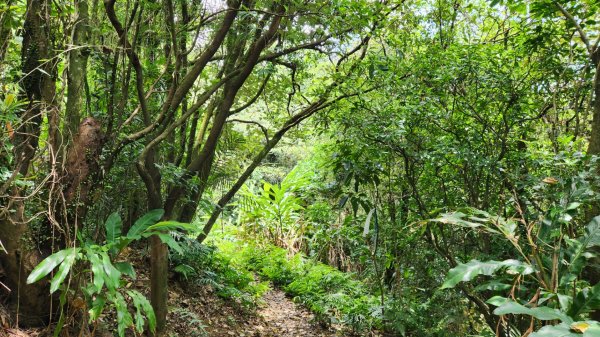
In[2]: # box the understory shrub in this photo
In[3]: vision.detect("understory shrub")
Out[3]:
[171,238,269,308]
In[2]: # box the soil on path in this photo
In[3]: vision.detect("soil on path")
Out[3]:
[167,280,340,337]
[247,289,337,337]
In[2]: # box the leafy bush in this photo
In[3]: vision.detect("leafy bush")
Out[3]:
[437,168,600,336]
[27,209,193,336]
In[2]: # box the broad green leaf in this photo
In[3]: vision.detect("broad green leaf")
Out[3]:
[432,210,499,234]
[27,248,78,284]
[486,296,509,306]
[49,248,79,293]
[530,323,580,337]
[100,252,121,291]
[128,291,145,333]
[584,216,600,248]
[442,259,534,289]
[493,300,572,323]
[105,212,122,244]
[530,322,600,337]
[476,280,512,291]
[558,294,573,312]
[152,232,183,255]
[144,220,195,233]
[114,262,136,279]
[88,252,105,292]
[566,216,600,280]
[569,282,600,318]
[114,292,133,337]
[127,209,164,239]
[128,290,156,333]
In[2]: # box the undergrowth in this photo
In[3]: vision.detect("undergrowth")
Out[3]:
[214,233,387,334]
[170,237,269,309]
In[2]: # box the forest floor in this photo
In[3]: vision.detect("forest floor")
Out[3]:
[0,246,342,337]
[0,282,338,337]
[1,278,340,337]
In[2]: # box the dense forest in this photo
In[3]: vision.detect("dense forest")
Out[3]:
[1,0,599,336]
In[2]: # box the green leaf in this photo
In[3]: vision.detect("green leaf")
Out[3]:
[153,232,183,255]
[100,252,121,291]
[441,259,534,289]
[129,291,145,333]
[114,292,133,337]
[493,300,572,323]
[88,252,105,292]
[127,209,164,239]
[569,282,600,318]
[530,322,600,337]
[530,323,579,337]
[432,210,500,234]
[114,262,136,279]
[144,220,195,233]
[476,280,512,291]
[49,248,79,293]
[566,216,600,278]
[128,290,156,333]
[105,212,122,245]
[584,216,600,248]
[88,294,106,321]
[27,248,78,284]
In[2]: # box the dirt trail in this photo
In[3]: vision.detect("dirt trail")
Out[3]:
[247,289,337,337]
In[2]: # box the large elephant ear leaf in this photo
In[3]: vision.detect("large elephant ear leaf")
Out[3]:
[27,248,78,284]
[442,259,534,289]
[127,209,164,240]
[105,212,123,244]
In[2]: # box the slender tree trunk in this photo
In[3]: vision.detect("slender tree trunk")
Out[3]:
[64,0,91,141]
[587,52,600,156]
[587,50,600,321]
[0,0,13,63]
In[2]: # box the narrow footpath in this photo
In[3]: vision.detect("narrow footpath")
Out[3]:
[246,289,337,337]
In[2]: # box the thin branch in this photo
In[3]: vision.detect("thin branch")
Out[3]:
[553,1,591,54]
[228,118,269,142]
[230,73,271,114]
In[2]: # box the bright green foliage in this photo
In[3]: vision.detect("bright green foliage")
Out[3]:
[238,166,309,247]
[442,259,534,289]
[27,210,191,336]
[439,177,600,334]
[171,238,268,308]
[213,236,390,334]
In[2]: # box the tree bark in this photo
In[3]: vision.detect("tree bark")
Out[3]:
[586,47,600,321]
[64,0,91,141]
[0,0,56,326]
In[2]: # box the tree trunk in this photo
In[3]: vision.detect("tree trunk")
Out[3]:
[0,0,13,63]
[64,0,91,141]
[587,49,600,321]
[0,0,56,326]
